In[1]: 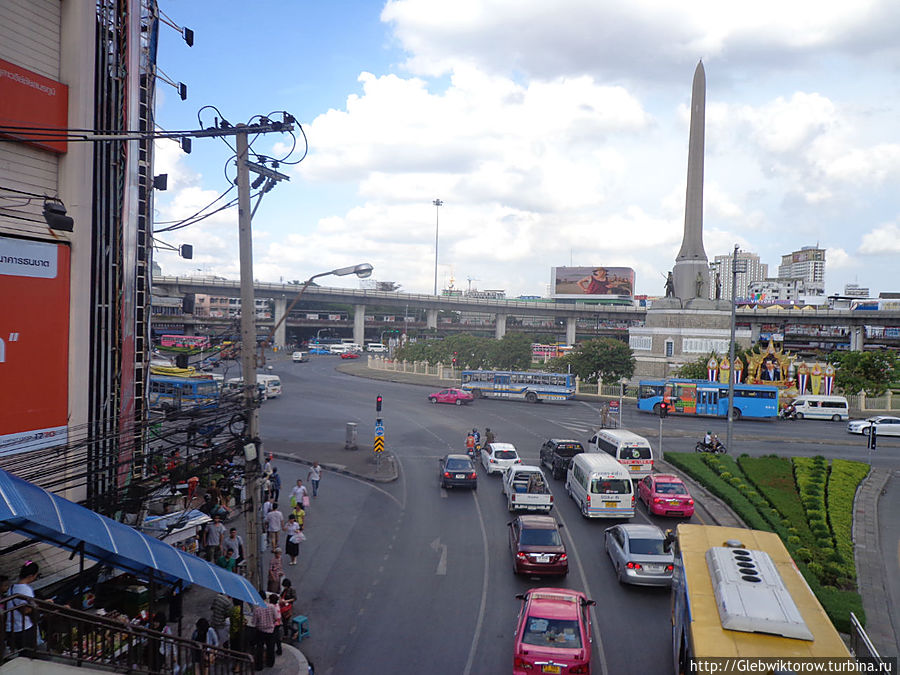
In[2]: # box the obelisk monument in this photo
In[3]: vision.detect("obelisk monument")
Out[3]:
[672,60,709,301]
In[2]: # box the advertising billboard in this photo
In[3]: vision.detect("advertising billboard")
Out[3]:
[551,266,635,299]
[0,58,69,154]
[0,236,70,455]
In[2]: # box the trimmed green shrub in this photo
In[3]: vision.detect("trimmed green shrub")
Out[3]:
[827,459,869,581]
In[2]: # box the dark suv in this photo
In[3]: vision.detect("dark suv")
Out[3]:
[539,439,585,479]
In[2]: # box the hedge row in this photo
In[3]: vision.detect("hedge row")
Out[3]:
[827,459,870,582]
[663,452,771,531]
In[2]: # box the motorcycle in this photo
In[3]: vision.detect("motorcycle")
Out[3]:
[695,439,727,454]
[467,441,482,462]
[780,405,798,420]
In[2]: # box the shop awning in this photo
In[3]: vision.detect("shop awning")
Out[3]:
[0,469,262,606]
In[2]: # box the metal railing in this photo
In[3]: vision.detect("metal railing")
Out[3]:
[849,611,886,664]
[1,594,254,673]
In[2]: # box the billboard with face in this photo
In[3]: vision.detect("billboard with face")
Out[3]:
[0,236,70,455]
[551,266,635,299]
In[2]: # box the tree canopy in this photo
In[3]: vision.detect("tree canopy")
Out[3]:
[544,338,634,384]
[826,349,899,395]
[393,332,536,371]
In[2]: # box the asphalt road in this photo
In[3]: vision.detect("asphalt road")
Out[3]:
[257,355,897,674]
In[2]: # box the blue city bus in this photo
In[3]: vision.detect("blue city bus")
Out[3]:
[637,378,779,420]
[149,375,219,411]
[460,370,575,403]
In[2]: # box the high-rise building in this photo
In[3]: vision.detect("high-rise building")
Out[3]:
[711,250,768,301]
[843,283,870,297]
[777,246,825,295]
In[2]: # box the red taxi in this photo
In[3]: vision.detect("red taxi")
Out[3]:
[513,588,594,674]
[428,388,474,405]
[637,474,694,518]
[340,351,360,359]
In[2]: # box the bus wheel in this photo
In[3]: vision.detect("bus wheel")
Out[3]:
[526,392,538,403]
[731,408,742,421]
[472,389,483,399]
[653,403,661,415]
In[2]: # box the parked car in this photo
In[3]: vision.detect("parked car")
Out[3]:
[638,474,694,518]
[340,351,361,359]
[539,438,585,480]
[508,515,567,576]
[481,442,521,475]
[513,588,593,675]
[604,523,674,587]
[428,388,474,405]
[847,415,900,436]
[439,454,477,490]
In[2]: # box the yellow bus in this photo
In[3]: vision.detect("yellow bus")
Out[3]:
[671,524,851,673]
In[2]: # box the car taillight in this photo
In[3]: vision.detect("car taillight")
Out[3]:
[559,553,567,561]
[469,473,477,479]
[513,657,533,670]
[549,495,553,503]
[490,458,496,463]
[631,495,635,506]
[516,552,528,560]
[626,561,642,570]
[687,499,694,505]
[511,494,516,502]
[653,497,661,504]
[516,459,522,463]
[666,564,674,571]
[443,472,451,478]
[586,494,590,506]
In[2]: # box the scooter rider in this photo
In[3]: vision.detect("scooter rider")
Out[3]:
[484,428,496,446]
[704,430,712,447]
[465,431,476,456]
[472,428,481,446]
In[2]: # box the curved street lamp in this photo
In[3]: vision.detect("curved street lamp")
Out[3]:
[264,263,374,350]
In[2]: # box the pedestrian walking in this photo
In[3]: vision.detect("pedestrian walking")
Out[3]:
[291,479,310,510]
[307,462,322,497]
[284,514,304,565]
[203,515,227,562]
[210,592,232,649]
[191,617,219,675]
[223,527,244,565]
[8,561,39,654]
[148,611,173,673]
[291,503,305,531]
[267,548,284,594]
[279,579,297,639]
[268,593,283,656]
[270,467,282,502]
[252,589,277,670]
[265,504,284,551]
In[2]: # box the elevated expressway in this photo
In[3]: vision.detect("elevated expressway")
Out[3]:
[152,276,900,350]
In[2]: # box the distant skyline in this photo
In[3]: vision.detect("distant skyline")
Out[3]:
[152,0,900,298]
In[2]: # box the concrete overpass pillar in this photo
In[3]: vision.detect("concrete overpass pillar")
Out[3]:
[750,323,760,345]
[354,304,366,346]
[273,297,287,348]
[426,308,438,329]
[566,317,577,345]
[495,313,507,339]
[850,325,865,352]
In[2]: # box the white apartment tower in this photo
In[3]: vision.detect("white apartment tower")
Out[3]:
[778,246,825,295]
[711,250,768,301]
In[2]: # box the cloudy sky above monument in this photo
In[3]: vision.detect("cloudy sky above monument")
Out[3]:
[153,0,900,298]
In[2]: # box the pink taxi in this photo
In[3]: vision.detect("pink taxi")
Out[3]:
[428,388,474,405]
[513,587,594,674]
[637,474,695,518]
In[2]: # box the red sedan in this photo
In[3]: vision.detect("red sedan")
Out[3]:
[637,473,694,517]
[428,388,474,405]
[513,588,594,674]
[509,515,568,576]
[340,351,361,359]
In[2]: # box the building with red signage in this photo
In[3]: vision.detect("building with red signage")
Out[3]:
[0,0,156,524]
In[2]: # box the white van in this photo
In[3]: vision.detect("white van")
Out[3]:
[566,453,635,518]
[790,395,849,422]
[256,374,282,398]
[291,351,308,363]
[224,377,267,401]
[587,429,654,480]
[366,343,387,353]
[328,344,350,355]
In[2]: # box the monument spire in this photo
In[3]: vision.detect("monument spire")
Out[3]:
[672,60,709,300]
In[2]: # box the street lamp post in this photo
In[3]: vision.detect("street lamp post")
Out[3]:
[726,245,746,453]
[433,198,443,295]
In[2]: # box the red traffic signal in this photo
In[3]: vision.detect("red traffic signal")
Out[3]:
[376,395,383,412]
[659,401,668,418]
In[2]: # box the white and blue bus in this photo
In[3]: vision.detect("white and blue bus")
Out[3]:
[149,375,219,411]
[460,370,575,403]
[637,378,778,420]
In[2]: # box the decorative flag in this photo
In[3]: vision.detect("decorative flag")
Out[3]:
[810,363,823,395]
[797,362,809,394]
[719,357,731,384]
[733,358,743,384]
[824,364,835,396]
[707,357,718,382]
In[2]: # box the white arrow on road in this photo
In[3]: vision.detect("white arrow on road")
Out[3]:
[430,537,447,575]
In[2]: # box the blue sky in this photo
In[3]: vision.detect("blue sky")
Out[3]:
[152,0,900,298]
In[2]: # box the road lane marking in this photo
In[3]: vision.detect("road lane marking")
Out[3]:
[462,490,491,675]
[555,506,611,675]
[430,537,448,575]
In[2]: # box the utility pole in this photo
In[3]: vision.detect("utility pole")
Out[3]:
[236,126,262,589]
[726,244,745,455]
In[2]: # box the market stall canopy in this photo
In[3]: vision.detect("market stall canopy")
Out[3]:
[0,469,262,606]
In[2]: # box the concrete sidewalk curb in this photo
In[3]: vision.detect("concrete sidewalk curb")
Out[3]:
[852,467,898,655]
[269,450,399,483]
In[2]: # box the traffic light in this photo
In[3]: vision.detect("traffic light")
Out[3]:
[452,351,458,366]
[376,395,383,412]
[659,401,668,418]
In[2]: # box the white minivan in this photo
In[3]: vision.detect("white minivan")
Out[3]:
[789,395,849,422]
[566,453,635,518]
[366,343,387,353]
[587,429,654,481]
[256,374,282,398]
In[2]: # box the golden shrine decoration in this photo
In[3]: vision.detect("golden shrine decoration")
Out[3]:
[746,339,795,387]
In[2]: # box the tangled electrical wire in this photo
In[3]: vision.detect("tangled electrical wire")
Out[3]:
[152,108,306,235]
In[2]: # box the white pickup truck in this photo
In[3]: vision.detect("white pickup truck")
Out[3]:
[502,465,554,513]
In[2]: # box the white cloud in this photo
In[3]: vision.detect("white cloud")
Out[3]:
[859,222,900,255]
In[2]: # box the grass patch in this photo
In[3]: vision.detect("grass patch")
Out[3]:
[739,455,817,550]
[827,459,870,583]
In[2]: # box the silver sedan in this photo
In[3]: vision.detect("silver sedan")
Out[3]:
[847,416,900,436]
[604,523,674,587]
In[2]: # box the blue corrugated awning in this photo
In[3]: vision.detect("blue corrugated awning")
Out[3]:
[0,469,263,606]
